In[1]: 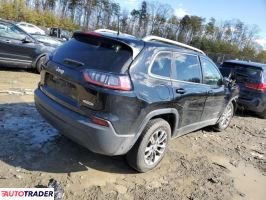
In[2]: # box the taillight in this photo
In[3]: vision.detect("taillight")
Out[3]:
[245,83,258,90]
[83,69,132,91]
[245,82,266,92]
[257,83,266,92]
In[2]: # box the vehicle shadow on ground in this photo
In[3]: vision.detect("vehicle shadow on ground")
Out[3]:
[0,102,136,174]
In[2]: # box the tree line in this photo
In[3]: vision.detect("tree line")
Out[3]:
[0,0,266,63]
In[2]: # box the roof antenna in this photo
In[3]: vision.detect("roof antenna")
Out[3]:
[117,14,120,36]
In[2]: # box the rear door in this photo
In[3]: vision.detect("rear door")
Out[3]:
[0,21,37,66]
[171,52,208,130]
[200,57,226,121]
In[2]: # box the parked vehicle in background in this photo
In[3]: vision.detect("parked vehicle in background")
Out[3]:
[34,30,239,172]
[17,22,46,35]
[31,34,63,48]
[220,60,266,118]
[0,19,59,73]
[49,28,72,41]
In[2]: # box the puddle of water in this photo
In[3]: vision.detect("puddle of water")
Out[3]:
[68,168,123,192]
[231,163,266,200]
[0,106,58,148]
[210,156,266,200]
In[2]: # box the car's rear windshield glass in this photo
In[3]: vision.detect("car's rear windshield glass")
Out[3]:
[52,35,133,73]
[222,63,262,80]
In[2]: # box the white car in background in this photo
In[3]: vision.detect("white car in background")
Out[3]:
[17,22,46,35]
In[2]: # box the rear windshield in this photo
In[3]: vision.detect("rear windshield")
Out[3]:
[222,63,262,80]
[52,35,133,73]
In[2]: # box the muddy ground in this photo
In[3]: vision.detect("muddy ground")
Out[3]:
[0,69,265,200]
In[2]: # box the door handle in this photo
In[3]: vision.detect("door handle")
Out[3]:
[176,88,186,94]
[208,90,214,95]
[5,40,11,43]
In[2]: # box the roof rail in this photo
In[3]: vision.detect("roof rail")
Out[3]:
[142,35,206,55]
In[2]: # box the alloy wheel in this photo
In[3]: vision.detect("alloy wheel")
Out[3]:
[220,104,233,128]
[144,129,167,165]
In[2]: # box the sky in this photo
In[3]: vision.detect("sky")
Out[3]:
[115,0,266,39]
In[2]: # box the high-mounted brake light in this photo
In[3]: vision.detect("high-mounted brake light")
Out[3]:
[83,69,132,91]
[245,82,266,92]
[84,32,102,37]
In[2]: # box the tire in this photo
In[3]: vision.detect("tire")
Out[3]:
[257,108,266,119]
[36,56,45,74]
[126,118,171,172]
[214,102,234,132]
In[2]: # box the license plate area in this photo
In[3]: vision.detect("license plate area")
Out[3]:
[45,73,77,101]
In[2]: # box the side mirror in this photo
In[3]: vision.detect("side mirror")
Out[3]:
[22,36,32,43]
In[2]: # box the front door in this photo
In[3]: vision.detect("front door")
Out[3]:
[200,57,226,121]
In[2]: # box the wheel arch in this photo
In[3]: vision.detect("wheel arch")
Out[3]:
[31,53,47,69]
[128,108,179,152]
[216,96,238,125]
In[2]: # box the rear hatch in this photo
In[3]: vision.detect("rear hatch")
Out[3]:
[221,62,264,100]
[40,32,144,115]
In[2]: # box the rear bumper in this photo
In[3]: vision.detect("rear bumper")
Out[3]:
[238,97,266,112]
[34,88,135,156]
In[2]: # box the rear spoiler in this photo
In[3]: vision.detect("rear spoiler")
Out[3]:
[73,31,144,60]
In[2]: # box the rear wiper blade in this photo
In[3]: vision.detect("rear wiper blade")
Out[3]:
[64,58,84,67]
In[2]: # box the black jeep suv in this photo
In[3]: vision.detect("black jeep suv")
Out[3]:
[220,60,266,118]
[34,30,239,172]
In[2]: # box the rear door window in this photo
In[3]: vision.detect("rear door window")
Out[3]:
[52,34,133,73]
[150,52,171,78]
[172,53,202,83]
